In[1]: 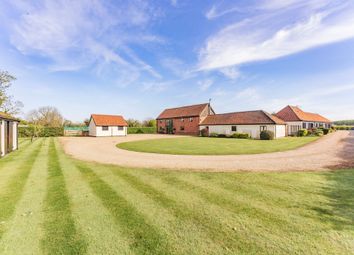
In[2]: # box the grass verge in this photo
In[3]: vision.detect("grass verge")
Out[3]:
[117,136,319,155]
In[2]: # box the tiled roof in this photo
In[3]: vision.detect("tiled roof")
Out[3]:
[157,103,209,119]
[90,114,128,126]
[276,106,331,123]
[0,112,19,121]
[200,110,285,125]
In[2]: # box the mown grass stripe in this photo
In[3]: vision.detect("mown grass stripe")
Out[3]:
[109,167,263,254]
[0,139,43,239]
[0,138,49,254]
[55,142,133,255]
[0,139,37,167]
[41,139,87,255]
[76,163,174,255]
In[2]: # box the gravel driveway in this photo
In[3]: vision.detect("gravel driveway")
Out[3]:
[59,131,354,172]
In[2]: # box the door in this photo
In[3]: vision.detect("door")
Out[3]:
[166,119,174,134]
[4,121,8,154]
[7,121,13,153]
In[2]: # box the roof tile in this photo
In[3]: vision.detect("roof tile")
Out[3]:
[276,106,331,123]
[157,103,209,119]
[91,114,128,126]
[200,110,285,125]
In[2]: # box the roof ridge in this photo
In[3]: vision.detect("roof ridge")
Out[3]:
[91,113,123,116]
[210,110,263,116]
[163,103,208,111]
[261,110,278,124]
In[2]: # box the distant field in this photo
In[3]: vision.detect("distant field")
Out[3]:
[0,138,353,254]
[117,136,319,155]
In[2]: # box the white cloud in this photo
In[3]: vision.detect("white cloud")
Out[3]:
[205,5,242,20]
[199,1,354,70]
[198,79,213,91]
[235,87,260,101]
[6,0,161,82]
[219,67,240,80]
[170,0,178,7]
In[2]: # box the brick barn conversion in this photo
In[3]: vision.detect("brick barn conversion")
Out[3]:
[157,103,332,139]
[89,114,128,137]
[156,103,215,135]
[0,112,19,156]
[276,105,331,135]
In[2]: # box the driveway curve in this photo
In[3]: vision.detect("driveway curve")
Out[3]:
[59,131,354,172]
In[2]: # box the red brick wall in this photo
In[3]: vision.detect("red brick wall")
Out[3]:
[157,117,200,135]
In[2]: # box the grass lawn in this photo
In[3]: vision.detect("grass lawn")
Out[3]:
[0,137,353,254]
[117,136,319,155]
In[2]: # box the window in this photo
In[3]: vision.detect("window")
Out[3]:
[189,117,193,122]
[181,118,184,122]
[102,126,108,131]
[260,126,267,131]
[180,126,184,131]
[160,120,162,123]
[118,126,124,131]
[303,122,306,129]
[231,126,237,132]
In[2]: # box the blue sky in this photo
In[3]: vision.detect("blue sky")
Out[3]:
[1,0,354,122]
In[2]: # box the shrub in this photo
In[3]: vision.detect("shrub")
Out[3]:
[297,129,308,137]
[231,132,250,139]
[200,128,208,137]
[209,132,218,137]
[322,128,330,135]
[315,130,324,136]
[260,130,274,140]
[217,134,227,138]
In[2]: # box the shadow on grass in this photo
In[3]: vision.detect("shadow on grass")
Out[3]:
[312,169,354,231]
[331,131,354,169]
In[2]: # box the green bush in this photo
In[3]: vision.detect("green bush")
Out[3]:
[128,127,156,134]
[315,130,324,136]
[209,132,218,137]
[19,126,64,137]
[217,134,227,138]
[297,129,308,137]
[260,130,274,140]
[231,132,250,139]
[322,128,330,135]
[200,128,208,137]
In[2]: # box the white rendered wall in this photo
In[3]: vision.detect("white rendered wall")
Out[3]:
[93,126,127,137]
[200,124,286,139]
[12,122,18,150]
[1,120,4,156]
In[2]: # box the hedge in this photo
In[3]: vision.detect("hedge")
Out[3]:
[127,127,156,134]
[334,126,354,130]
[19,126,64,137]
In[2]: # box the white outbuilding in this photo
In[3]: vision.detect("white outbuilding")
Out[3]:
[199,110,286,139]
[89,114,128,137]
[0,112,19,157]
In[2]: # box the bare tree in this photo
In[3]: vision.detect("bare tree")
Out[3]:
[126,118,141,127]
[0,70,23,115]
[27,106,64,127]
[142,118,156,127]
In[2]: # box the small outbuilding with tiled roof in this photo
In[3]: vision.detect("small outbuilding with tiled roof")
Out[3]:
[276,106,331,135]
[200,110,286,139]
[89,114,128,137]
[0,112,19,157]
